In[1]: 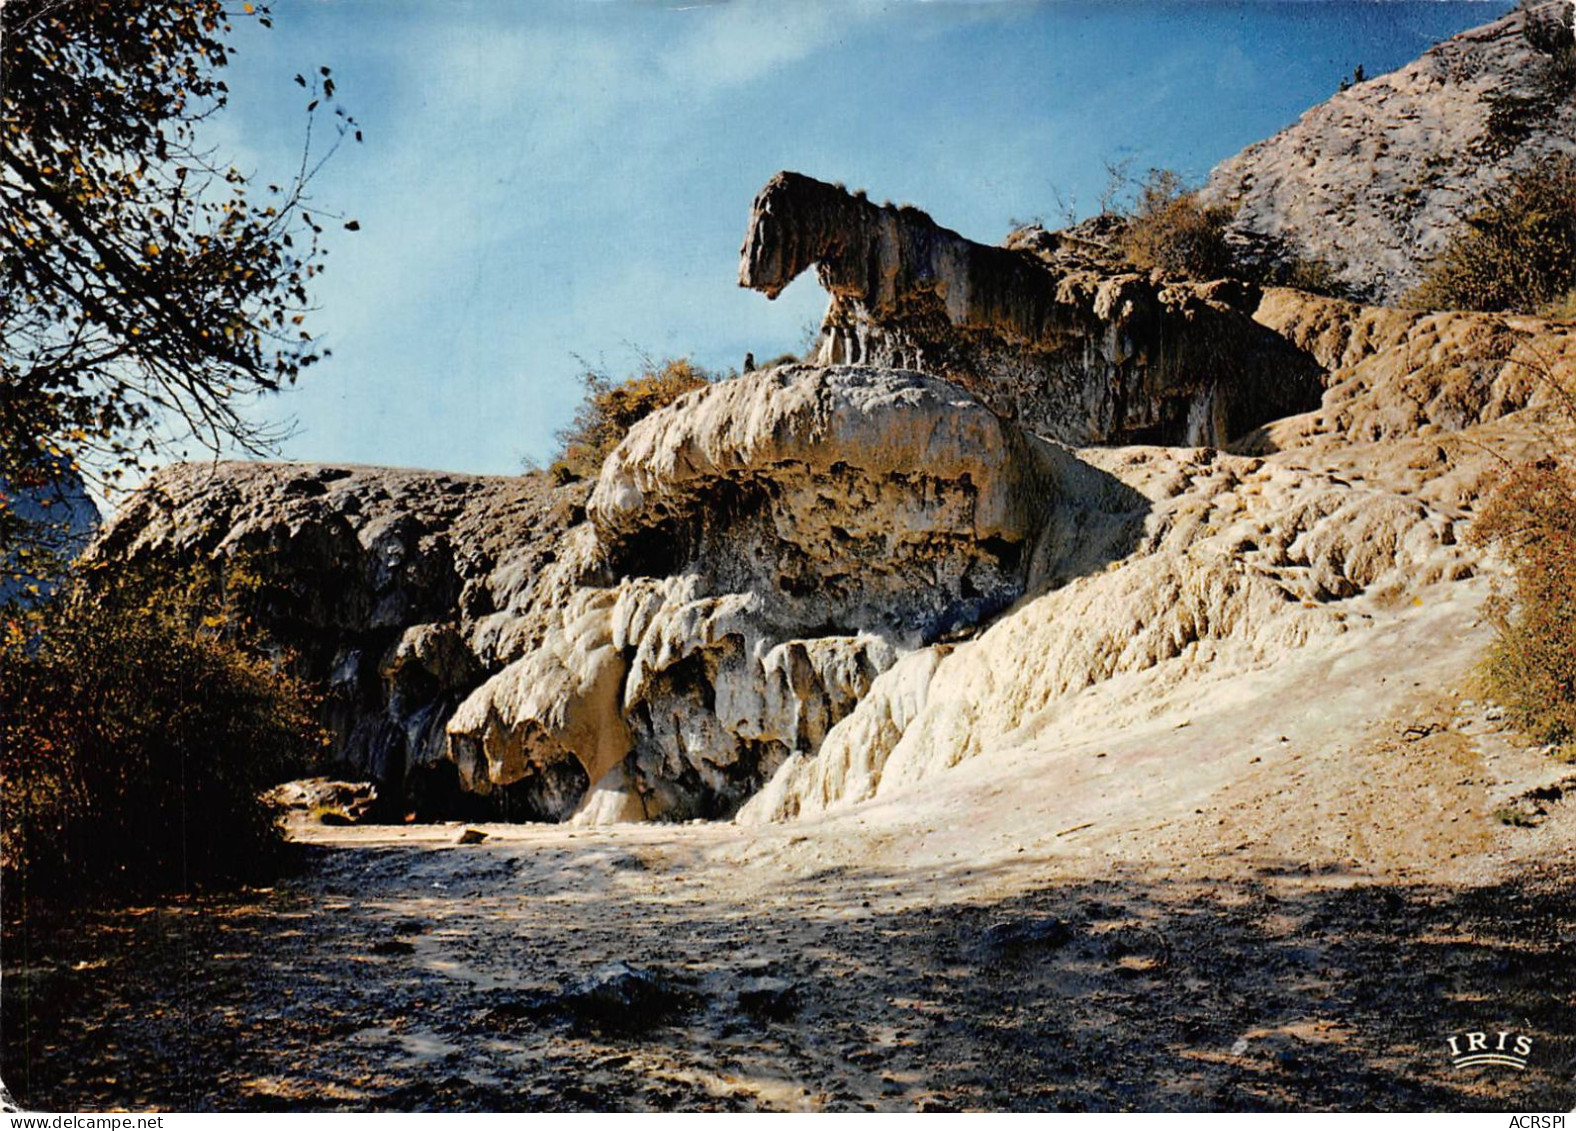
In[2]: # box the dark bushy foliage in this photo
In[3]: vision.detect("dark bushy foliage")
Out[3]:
[1409,155,1576,315]
[550,357,713,484]
[1523,0,1576,94]
[1482,5,1576,156]
[0,562,325,903]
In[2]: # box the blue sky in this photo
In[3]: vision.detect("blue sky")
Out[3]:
[213,0,1510,476]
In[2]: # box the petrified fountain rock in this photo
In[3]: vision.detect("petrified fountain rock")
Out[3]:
[739,171,1325,448]
[98,297,1571,826]
[738,297,1576,824]
[737,445,1473,824]
[443,364,1077,820]
[589,365,1049,638]
[88,365,1078,822]
[77,9,1576,831]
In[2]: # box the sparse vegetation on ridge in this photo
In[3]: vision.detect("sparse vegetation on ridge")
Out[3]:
[1523,0,1576,96]
[549,357,714,484]
[1102,166,1351,297]
[1116,168,1238,282]
[1478,4,1572,157]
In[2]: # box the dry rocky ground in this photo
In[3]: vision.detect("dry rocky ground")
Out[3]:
[6,667,1576,1112]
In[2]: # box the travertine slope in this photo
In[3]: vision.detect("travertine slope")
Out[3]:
[740,300,1574,822]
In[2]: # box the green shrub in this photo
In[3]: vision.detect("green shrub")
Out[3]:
[1471,444,1576,746]
[549,357,712,484]
[1409,155,1576,314]
[1494,805,1539,828]
[0,562,325,903]
[1117,168,1237,281]
[1466,335,1576,751]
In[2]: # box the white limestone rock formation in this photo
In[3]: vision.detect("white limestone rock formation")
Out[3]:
[87,462,591,818]
[1243,288,1564,449]
[589,365,1050,640]
[740,647,949,823]
[739,171,1326,449]
[444,364,1079,820]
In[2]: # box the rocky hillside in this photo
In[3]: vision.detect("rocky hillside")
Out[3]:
[1205,1,1575,303]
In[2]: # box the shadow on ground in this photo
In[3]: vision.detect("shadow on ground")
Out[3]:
[4,837,1574,1112]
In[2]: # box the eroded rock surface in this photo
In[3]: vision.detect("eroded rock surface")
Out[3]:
[445,365,1090,820]
[1244,288,1566,450]
[91,291,1576,828]
[739,171,1325,448]
[95,365,1092,821]
[589,365,1049,638]
[86,5,1576,827]
[740,300,1576,823]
